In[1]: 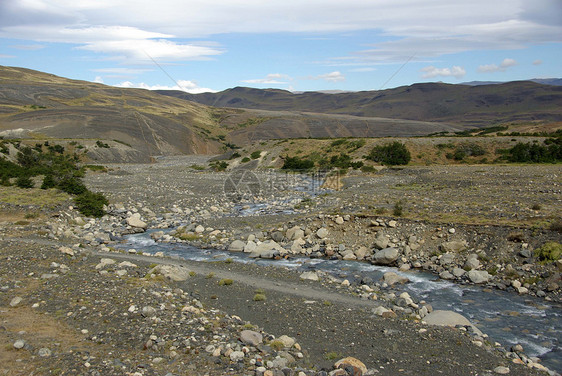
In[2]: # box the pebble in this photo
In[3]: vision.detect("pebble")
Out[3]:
[493,366,510,374]
[10,296,22,307]
[38,347,52,357]
[13,340,25,349]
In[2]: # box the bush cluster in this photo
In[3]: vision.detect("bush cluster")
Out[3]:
[367,142,411,165]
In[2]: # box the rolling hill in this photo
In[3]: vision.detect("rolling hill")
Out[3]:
[157,80,562,128]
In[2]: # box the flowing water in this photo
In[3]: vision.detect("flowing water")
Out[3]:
[122,233,561,373]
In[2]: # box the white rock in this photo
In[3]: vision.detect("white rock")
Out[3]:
[316,227,329,239]
[195,225,205,233]
[493,366,510,374]
[300,271,319,281]
[126,213,147,229]
[10,296,22,307]
[467,270,491,284]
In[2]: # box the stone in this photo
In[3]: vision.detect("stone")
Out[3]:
[229,350,245,362]
[439,253,455,265]
[10,296,22,307]
[464,257,480,270]
[150,265,191,281]
[95,258,115,269]
[388,220,397,228]
[467,270,491,284]
[452,267,466,277]
[373,306,391,316]
[439,271,454,280]
[373,235,389,250]
[195,225,205,233]
[354,246,369,260]
[13,340,25,349]
[126,213,147,229]
[383,272,409,286]
[511,280,521,289]
[244,241,257,253]
[119,261,137,268]
[335,216,344,225]
[440,241,467,253]
[519,249,532,258]
[277,335,295,348]
[423,310,482,336]
[300,271,319,281]
[38,348,52,357]
[59,246,75,256]
[316,228,329,239]
[493,366,510,374]
[555,259,562,272]
[372,247,399,265]
[142,306,157,316]
[240,330,263,346]
[229,240,246,252]
[334,357,367,374]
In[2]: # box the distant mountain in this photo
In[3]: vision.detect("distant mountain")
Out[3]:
[157,80,562,128]
[461,78,562,86]
[0,67,465,160]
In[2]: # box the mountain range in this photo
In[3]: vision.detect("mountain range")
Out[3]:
[1,66,561,161]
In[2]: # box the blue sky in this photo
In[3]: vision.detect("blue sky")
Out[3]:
[0,0,561,93]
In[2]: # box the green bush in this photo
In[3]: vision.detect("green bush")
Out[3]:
[393,200,404,216]
[281,156,315,170]
[74,191,109,217]
[16,176,34,188]
[367,142,411,165]
[58,177,87,195]
[250,150,262,159]
[534,242,562,264]
[41,174,57,189]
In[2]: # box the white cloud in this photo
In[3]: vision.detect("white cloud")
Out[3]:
[0,0,560,65]
[533,59,543,65]
[11,44,45,50]
[350,67,376,72]
[478,58,518,73]
[0,54,15,58]
[93,76,104,83]
[114,79,216,94]
[313,71,345,82]
[242,73,291,84]
[92,67,153,75]
[420,65,466,79]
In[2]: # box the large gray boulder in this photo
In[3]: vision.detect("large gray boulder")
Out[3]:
[316,228,329,239]
[286,226,304,240]
[424,310,483,336]
[467,270,491,284]
[372,247,399,265]
[127,213,147,229]
[440,241,467,253]
[240,330,263,346]
[228,240,246,252]
[150,265,191,281]
[383,272,409,286]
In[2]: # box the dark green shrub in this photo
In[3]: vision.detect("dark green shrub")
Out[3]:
[368,142,411,165]
[393,200,404,216]
[241,157,251,163]
[58,177,87,195]
[41,174,57,189]
[534,242,562,264]
[281,156,315,170]
[16,176,34,188]
[74,191,109,217]
[250,151,262,159]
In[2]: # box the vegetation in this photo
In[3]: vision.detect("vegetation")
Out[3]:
[534,242,562,264]
[250,150,262,159]
[367,142,411,165]
[0,140,108,217]
[281,156,315,170]
[253,293,266,301]
[502,138,562,163]
[218,278,233,286]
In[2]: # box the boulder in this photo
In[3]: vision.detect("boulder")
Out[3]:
[383,272,409,286]
[439,253,455,266]
[334,357,367,374]
[126,213,147,229]
[240,330,263,346]
[464,255,480,270]
[467,270,490,284]
[372,247,399,265]
[440,241,467,253]
[373,235,389,250]
[277,335,295,348]
[286,226,304,240]
[354,246,369,260]
[439,271,454,280]
[229,240,246,252]
[244,241,257,253]
[150,265,191,281]
[316,228,329,239]
[300,271,319,281]
[335,216,344,225]
[423,310,483,336]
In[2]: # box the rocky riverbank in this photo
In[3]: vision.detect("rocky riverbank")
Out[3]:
[1,159,561,375]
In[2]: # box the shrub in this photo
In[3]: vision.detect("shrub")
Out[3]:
[281,156,315,170]
[41,174,57,189]
[250,151,262,159]
[367,142,411,165]
[253,293,266,301]
[16,176,34,188]
[218,278,233,286]
[58,177,87,195]
[269,340,284,351]
[393,200,404,217]
[74,191,109,218]
[241,157,251,163]
[534,242,562,264]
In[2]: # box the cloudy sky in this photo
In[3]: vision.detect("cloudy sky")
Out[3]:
[1,0,561,93]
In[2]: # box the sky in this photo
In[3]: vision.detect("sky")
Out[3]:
[0,0,561,93]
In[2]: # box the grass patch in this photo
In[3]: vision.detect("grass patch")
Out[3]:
[253,293,266,301]
[0,186,70,207]
[534,242,562,264]
[269,340,284,351]
[324,351,341,360]
[218,278,233,286]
